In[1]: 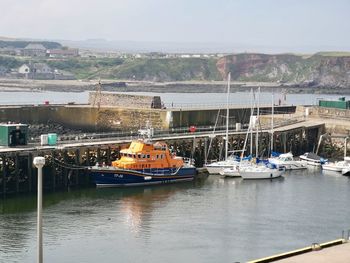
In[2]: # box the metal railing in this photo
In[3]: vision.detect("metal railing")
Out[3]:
[27,116,304,147]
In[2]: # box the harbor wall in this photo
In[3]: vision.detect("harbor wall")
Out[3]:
[88,92,162,109]
[169,106,296,128]
[0,106,168,131]
[297,105,350,135]
[0,105,296,132]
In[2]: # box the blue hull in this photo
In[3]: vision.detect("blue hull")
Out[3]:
[90,167,197,187]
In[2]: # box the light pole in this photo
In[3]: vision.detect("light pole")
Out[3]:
[33,156,45,263]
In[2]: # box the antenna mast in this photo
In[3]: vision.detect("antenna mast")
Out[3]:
[92,78,102,109]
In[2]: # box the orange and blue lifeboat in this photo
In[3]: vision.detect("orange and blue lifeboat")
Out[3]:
[90,140,196,187]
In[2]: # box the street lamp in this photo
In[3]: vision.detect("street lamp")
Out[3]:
[33,156,45,263]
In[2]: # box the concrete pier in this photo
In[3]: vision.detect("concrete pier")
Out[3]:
[0,119,325,196]
[249,239,350,263]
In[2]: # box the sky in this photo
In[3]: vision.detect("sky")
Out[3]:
[0,0,349,52]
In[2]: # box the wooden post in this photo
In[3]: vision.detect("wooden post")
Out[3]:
[283,132,287,153]
[2,155,7,196]
[51,151,56,191]
[85,148,90,166]
[96,147,101,164]
[28,153,33,193]
[63,150,68,188]
[106,147,111,165]
[15,153,20,193]
[299,129,303,154]
[75,149,80,186]
[204,137,208,165]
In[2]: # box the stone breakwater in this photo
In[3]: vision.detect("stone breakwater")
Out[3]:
[2,78,350,94]
[88,92,162,108]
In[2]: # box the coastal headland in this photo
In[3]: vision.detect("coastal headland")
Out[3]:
[1,78,350,94]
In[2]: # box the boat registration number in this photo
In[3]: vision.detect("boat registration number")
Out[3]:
[114,174,123,178]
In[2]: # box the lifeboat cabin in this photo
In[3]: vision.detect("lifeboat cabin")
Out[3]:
[112,140,184,171]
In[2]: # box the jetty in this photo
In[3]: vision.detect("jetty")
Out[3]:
[3,92,350,196]
[249,239,350,263]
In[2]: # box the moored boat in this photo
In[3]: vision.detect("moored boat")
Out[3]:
[90,140,196,187]
[219,164,240,177]
[268,152,307,170]
[322,157,350,172]
[239,164,285,180]
[341,168,350,176]
[205,156,239,175]
[299,152,327,166]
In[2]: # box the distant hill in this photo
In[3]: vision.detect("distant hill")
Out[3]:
[1,51,350,89]
[105,58,221,81]
[0,40,62,49]
[217,53,350,88]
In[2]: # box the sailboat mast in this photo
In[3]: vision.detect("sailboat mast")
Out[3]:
[270,93,274,155]
[250,88,254,155]
[255,87,260,158]
[225,72,231,161]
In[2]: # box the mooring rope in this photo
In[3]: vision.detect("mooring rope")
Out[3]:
[51,157,91,170]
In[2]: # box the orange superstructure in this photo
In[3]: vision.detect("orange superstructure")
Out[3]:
[112,140,184,170]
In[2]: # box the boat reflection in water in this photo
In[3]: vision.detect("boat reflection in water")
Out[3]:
[121,187,175,235]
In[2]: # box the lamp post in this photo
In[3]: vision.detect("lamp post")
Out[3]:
[33,156,45,263]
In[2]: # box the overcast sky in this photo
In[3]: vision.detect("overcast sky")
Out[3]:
[1,0,349,52]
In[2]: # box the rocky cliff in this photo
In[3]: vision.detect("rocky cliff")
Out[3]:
[217,53,350,88]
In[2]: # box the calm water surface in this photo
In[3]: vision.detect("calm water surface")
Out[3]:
[0,90,346,107]
[1,169,349,263]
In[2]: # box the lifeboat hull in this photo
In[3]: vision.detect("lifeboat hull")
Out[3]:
[90,167,197,187]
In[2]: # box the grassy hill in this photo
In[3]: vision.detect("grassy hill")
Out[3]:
[217,53,350,87]
[1,52,350,88]
[105,58,221,81]
[0,40,62,49]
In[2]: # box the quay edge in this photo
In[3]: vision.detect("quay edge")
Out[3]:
[248,239,349,263]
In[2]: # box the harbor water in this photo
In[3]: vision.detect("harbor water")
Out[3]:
[1,169,350,263]
[0,90,346,107]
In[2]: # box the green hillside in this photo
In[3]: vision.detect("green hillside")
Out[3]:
[0,40,62,49]
[1,52,350,88]
[106,58,221,81]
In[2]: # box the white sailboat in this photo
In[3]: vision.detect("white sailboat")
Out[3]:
[268,95,306,170]
[205,72,240,175]
[240,89,285,180]
[219,88,256,178]
[240,164,285,179]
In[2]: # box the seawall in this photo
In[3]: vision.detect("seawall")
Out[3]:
[0,104,296,132]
